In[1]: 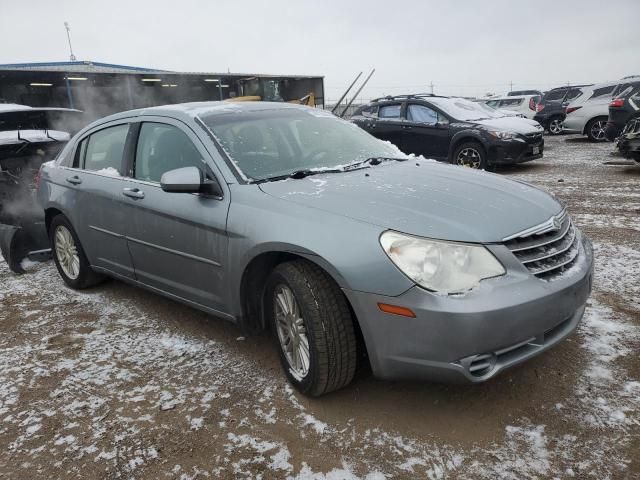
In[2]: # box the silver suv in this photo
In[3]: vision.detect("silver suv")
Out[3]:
[38,102,594,396]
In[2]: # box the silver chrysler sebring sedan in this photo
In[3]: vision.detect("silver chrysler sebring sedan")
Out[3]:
[38,102,593,396]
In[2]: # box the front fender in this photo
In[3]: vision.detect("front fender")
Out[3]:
[448,126,487,160]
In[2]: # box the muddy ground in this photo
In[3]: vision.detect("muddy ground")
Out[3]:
[1,134,639,479]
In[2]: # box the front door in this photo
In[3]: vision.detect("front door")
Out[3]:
[401,103,450,160]
[123,119,230,313]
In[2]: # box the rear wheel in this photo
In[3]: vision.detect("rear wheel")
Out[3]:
[265,260,357,397]
[453,141,487,170]
[548,117,564,135]
[586,117,608,142]
[50,215,104,289]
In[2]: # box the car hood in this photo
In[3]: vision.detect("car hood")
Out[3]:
[474,117,542,134]
[259,161,562,243]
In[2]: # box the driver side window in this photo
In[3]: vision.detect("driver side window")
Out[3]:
[135,123,204,183]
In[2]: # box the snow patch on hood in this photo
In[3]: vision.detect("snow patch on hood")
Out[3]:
[474,117,543,135]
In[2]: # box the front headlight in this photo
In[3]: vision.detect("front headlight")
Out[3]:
[380,231,505,294]
[488,130,517,140]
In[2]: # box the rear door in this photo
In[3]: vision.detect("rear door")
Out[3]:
[64,121,136,279]
[401,103,450,160]
[123,117,230,313]
[370,102,405,149]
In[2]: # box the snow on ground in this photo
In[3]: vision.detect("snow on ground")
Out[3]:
[0,135,639,478]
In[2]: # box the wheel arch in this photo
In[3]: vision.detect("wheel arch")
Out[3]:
[583,115,608,135]
[448,131,486,162]
[237,244,352,334]
[44,206,66,237]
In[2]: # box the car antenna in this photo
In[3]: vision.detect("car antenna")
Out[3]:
[331,72,362,114]
[340,69,375,118]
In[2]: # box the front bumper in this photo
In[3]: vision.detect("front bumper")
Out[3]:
[487,136,544,165]
[344,233,593,383]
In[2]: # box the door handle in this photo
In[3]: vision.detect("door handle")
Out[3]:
[66,175,82,185]
[401,125,412,130]
[122,187,145,199]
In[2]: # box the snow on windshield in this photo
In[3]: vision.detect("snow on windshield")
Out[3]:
[198,108,403,181]
[429,98,505,121]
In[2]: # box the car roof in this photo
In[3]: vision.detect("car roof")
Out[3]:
[79,101,314,132]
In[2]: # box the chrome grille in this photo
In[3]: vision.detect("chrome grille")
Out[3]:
[504,211,579,279]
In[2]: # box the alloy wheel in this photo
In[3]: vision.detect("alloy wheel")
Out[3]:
[590,120,607,141]
[54,225,80,280]
[274,284,310,380]
[549,119,563,135]
[457,148,482,168]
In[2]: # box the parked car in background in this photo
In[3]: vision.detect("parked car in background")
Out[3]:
[508,90,543,97]
[351,94,544,170]
[605,81,640,141]
[38,101,593,396]
[481,95,540,119]
[534,85,589,135]
[616,113,640,162]
[563,78,640,141]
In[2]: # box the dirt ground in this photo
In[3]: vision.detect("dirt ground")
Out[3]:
[1,134,639,479]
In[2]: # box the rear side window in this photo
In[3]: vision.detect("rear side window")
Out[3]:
[565,89,582,101]
[81,124,129,173]
[135,123,204,183]
[591,85,615,99]
[499,98,523,107]
[378,104,401,119]
[544,90,566,102]
[357,104,378,118]
[407,104,438,123]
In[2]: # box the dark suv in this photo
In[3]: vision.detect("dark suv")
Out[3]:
[605,81,640,141]
[351,94,544,170]
[534,85,590,135]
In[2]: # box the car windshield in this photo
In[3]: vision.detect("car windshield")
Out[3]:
[199,107,403,181]
[429,98,505,121]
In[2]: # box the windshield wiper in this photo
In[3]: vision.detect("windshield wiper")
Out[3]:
[343,156,408,171]
[252,157,407,184]
[288,168,343,179]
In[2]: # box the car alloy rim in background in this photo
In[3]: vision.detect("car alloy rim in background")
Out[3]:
[549,119,563,134]
[274,284,310,380]
[591,120,607,140]
[457,148,482,168]
[54,225,80,280]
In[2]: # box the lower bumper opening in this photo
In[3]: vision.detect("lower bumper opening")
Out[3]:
[458,315,574,379]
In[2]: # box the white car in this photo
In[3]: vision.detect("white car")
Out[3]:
[563,77,640,141]
[481,95,540,119]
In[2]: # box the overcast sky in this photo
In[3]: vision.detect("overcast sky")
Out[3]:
[1,0,639,100]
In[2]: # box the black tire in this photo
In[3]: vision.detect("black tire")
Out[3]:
[49,215,104,289]
[547,116,564,135]
[452,141,488,170]
[265,260,357,397]
[585,117,608,142]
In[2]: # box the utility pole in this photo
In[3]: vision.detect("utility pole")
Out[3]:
[509,80,513,92]
[64,22,76,61]
[430,81,434,94]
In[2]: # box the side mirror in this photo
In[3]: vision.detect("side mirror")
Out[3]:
[160,166,223,197]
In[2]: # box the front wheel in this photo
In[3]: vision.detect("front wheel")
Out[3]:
[586,117,608,142]
[548,117,564,135]
[452,142,488,170]
[265,260,357,397]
